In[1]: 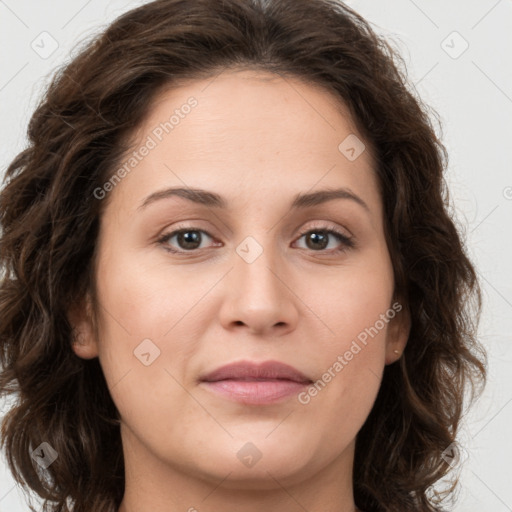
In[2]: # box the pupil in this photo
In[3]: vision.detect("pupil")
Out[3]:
[178,231,201,250]
[307,232,327,250]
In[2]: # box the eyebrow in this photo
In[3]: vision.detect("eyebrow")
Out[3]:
[137,186,370,213]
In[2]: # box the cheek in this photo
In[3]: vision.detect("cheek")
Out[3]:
[306,280,391,401]
[297,305,389,457]
[95,246,212,344]
[311,249,394,352]
[92,251,191,401]
[92,246,231,423]
[299,250,393,420]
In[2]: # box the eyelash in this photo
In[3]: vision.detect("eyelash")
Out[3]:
[156,224,355,255]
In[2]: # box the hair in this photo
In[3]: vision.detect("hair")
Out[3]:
[0,0,487,511]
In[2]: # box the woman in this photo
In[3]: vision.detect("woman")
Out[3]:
[0,0,487,511]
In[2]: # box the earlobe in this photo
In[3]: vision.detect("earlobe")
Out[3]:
[68,293,99,360]
[385,302,411,365]
[71,328,99,359]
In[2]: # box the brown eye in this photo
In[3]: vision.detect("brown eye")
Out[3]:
[304,231,329,250]
[158,228,215,252]
[295,227,354,254]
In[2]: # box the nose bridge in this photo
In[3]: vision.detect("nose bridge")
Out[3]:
[219,231,298,334]
[234,232,283,301]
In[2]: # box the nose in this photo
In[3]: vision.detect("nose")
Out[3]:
[218,238,299,337]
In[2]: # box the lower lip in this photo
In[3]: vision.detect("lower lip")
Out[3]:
[200,379,310,405]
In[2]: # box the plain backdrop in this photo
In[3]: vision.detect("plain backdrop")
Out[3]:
[0,0,511,510]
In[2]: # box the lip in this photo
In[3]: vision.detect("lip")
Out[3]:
[199,360,313,405]
[200,360,311,383]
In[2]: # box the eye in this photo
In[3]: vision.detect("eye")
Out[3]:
[157,227,218,253]
[294,226,355,254]
[156,223,355,255]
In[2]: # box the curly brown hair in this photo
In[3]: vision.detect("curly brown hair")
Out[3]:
[0,0,487,511]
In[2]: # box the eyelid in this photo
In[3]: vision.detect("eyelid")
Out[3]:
[297,221,353,239]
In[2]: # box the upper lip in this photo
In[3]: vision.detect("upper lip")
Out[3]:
[200,360,312,383]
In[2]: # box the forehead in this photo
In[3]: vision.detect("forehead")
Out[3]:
[105,69,381,218]
[135,68,374,161]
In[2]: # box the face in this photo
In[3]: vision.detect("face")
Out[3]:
[71,69,409,491]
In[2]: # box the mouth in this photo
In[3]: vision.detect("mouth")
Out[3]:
[199,360,313,405]
[200,379,311,405]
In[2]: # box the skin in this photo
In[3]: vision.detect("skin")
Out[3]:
[70,68,410,512]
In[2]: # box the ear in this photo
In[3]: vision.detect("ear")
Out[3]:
[68,291,99,359]
[384,299,410,365]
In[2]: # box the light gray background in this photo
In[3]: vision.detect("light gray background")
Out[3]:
[1,0,511,510]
